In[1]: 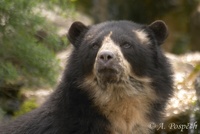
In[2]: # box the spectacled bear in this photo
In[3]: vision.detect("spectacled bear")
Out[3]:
[0,20,173,134]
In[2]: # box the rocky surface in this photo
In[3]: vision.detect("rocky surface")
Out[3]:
[34,4,93,36]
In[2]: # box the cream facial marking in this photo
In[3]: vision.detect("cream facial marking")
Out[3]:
[81,32,157,134]
[94,31,132,83]
[134,30,150,44]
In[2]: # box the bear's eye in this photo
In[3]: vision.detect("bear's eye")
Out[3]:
[121,43,131,49]
[92,43,100,49]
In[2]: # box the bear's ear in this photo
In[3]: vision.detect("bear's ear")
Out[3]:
[148,20,168,45]
[67,21,88,47]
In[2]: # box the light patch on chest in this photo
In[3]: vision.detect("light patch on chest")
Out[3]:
[134,30,150,44]
[82,75,157,134]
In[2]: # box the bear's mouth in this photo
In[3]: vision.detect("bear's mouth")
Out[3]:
[96,67,121,83]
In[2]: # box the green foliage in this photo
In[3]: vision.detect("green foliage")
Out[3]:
[0,62,18,84]
[14,99,38,117]
[0,0,75,120]
[0,0,74,88]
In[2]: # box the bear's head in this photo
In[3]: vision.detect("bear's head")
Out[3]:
[67,20,169,87]
[66,20,172,133]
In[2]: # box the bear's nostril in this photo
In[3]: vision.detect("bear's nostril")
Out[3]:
[99,51,114,62]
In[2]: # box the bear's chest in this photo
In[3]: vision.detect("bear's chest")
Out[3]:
[83,75,156,133]
[89,82,157,134]
[100,96,151,134]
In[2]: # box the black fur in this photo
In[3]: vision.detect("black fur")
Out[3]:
[0,20,173,134]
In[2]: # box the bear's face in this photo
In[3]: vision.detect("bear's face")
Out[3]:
[68,20,168,88]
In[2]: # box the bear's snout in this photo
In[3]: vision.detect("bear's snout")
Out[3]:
[94,50,122,83]
[96,49,121,75]
[97,50,115,68]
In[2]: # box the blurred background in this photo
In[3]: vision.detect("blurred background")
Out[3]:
[0,0,200,133]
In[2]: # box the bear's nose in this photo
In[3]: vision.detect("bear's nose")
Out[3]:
[98,51,115,63]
